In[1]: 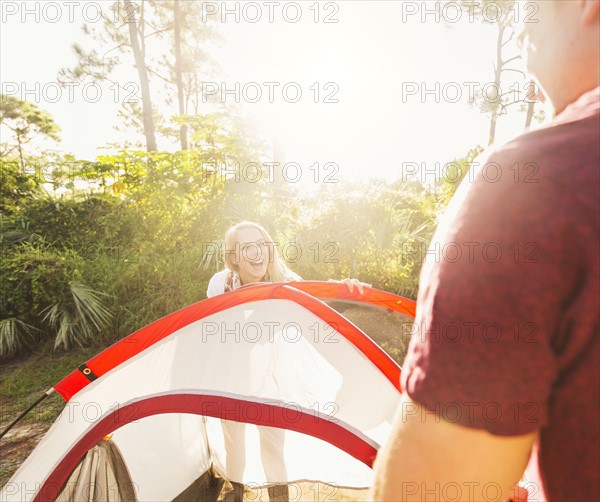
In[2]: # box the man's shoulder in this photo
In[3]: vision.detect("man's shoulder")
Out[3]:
[488,89,599,183]
[437,101,599,246]
[491,110,598,213]
[460,100,599,216]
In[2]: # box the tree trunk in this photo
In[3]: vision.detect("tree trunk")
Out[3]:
[524,102,535,129]
[524,80,536,129]
[174,0,188,150]
[488,109,498,146]
[17,134,25,171]
[488,23,505,146]
[124,0,157,152]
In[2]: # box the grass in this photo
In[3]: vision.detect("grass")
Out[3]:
[0,347,97,488]
[0,347,99,427]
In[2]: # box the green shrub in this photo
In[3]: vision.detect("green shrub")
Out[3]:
[0,245,111,357]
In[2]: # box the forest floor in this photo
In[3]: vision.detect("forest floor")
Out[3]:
[0,348,97,488]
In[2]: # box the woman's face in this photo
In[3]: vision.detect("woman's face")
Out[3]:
[233,226,271,284]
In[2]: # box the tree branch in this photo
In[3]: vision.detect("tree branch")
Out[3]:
[501,14,514,30]
[501,31,515,48]
[500,100,523,108]
[502,68,526,77]
[500,55,521,67]
[147,66,173,84]
[142,18,163,32]
[142,28,173,40]
[0,144,18,157]
[139,0,146,59]
[102,42,131,62]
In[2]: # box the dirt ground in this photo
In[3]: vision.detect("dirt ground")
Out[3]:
[0,407,51,488]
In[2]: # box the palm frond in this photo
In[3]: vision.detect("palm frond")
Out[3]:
[42,283,112,350]
[0,318,38,359]
[70,283,112,333]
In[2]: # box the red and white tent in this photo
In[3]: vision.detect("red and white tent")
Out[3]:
[1,281,416,502]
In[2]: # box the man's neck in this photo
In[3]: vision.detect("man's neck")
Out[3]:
[551,83,600,115]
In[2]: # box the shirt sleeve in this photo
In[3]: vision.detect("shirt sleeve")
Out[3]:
[206,270,226,298]
[401,145,580,436]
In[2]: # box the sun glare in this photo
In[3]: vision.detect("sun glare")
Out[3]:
[0,0,546,189]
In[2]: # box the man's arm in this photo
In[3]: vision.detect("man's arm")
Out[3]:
[372,394,536,502]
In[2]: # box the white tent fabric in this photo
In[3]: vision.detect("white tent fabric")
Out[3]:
[1,284,412,502]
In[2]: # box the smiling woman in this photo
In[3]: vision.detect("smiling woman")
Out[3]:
[205,221,303,502]
[204,220,370,501]
[206,221,301,297]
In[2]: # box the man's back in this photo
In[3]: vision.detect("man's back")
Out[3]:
[401,87,599,501]
[372,3,599,500]
[520,88,599,501]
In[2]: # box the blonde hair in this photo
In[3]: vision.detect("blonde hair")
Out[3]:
[223,221,301,283]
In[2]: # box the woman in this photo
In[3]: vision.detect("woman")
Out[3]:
[207,221,366,297]
[205,221,367,502]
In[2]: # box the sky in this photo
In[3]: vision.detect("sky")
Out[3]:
[0,0,549,186]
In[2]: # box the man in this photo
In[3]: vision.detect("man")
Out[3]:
[372,1,599,501]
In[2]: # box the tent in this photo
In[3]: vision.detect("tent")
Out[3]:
[1,281,416,502]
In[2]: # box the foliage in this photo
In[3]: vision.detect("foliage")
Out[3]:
[0,159,42,216]
[59,0,220,150]
[285,180,436,299]
[435,145,485,210]
[0,244,111,358]
[0,96,60,167]
[43,283,112,350]
[439,0,547,144]
[0,99,475,361]
[0,319,38,360]
[16,196,136,256]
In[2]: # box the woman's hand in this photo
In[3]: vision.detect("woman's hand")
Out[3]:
[333,278,371,295]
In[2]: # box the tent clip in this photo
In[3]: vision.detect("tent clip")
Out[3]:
[78,363,98,382]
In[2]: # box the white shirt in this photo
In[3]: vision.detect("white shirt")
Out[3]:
[206,269,231,298]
